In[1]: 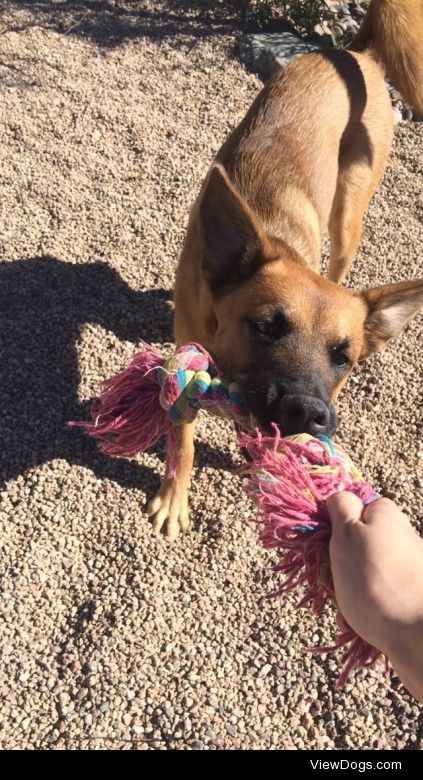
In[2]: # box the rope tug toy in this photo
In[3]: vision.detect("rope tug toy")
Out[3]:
[70,342,386,686]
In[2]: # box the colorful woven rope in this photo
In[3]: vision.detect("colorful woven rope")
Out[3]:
[157,343,251,426]
[70,341,387,685]
[239,429,382,687]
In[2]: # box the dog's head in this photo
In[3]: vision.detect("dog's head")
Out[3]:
[200,164,423,436]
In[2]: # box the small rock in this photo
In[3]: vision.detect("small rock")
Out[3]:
[239,32,318,80]
[259,663,273,677]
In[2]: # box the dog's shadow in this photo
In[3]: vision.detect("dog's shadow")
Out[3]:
[0,255,178,494]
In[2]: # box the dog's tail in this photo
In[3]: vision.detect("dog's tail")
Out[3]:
[351,0,423,116]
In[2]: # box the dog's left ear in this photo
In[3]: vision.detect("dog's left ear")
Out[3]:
[359,279,423,359]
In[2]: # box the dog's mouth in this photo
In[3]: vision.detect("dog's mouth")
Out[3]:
[242,385,275,432]
[241,381,338,438]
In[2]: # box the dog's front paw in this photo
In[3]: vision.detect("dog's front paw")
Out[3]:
[146,478,191,542]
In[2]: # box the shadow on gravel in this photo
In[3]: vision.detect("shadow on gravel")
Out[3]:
[5,1,235,49]
[0,255,173,492]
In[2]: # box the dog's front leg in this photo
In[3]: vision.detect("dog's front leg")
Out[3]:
[146,419,196,542]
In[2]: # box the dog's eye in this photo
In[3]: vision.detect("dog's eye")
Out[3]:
[330,340,352,369]
[249,308,290,343]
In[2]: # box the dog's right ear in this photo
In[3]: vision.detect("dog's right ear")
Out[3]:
[359,278,423,359]
[199,164,271,295]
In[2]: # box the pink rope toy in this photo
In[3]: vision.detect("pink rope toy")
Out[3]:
[70,342,387,686]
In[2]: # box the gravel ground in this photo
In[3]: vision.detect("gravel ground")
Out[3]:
[0,1,422,751]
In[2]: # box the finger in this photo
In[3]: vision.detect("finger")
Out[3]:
[326,491,364,534]
[361,496,405,527]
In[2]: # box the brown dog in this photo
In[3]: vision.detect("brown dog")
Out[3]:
[147,0,423,541]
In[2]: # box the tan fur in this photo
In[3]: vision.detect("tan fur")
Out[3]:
[147,0,423,540]
[351,0,423,117]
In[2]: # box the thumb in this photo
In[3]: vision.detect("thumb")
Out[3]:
[326,491,364,536]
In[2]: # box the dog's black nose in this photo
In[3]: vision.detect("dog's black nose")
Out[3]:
[278,394,332,436]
